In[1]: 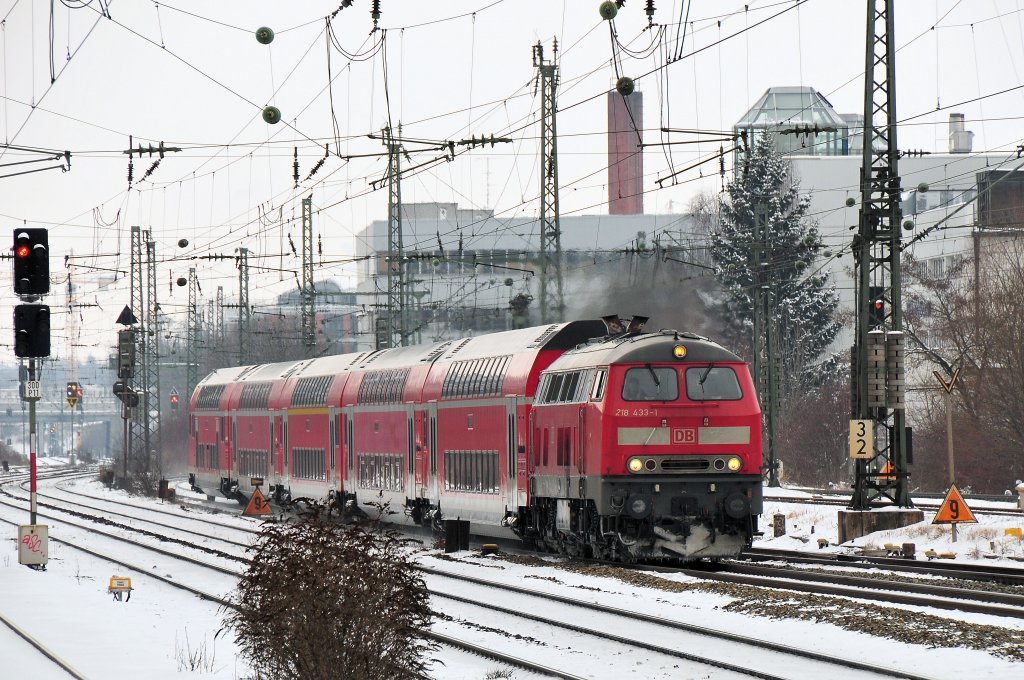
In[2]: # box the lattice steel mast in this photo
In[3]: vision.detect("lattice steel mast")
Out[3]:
[381,124,407,348]
[145,234,161,476]
[301,197,316,356]
[534,40,564,324]
[128,227,146,472]
[850,0,911,509]
[186,267,199,402]
[236,247,251,364]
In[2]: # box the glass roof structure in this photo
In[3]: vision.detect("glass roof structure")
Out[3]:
[734,86,854,158]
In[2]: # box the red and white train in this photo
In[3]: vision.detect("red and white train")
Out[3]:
[189,316,763,560]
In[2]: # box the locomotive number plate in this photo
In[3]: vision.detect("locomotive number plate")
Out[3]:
[614,408,659,417]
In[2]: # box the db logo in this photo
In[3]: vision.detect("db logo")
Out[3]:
[672,428,696,444]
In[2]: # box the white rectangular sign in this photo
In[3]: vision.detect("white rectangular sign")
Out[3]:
[23,381,41,399]
[18,525,48,566]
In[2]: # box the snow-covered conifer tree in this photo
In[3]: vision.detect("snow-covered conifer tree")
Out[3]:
[710,133,840,389]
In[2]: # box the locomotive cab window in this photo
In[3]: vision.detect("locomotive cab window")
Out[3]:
[621,367,679,401]
[685,366,743,401]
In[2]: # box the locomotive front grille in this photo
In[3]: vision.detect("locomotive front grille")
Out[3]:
[661,459,709,471]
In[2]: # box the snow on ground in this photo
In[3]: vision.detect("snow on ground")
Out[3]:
[1,473,1023,679]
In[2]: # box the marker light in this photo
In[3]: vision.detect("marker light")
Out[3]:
[673,345,687,359]
[727,457,742,472]
[627,457,644,473]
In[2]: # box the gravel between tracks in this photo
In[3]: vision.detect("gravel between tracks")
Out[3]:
[473,553,1024,663]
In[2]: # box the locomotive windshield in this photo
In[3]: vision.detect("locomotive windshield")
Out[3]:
[685,366,743,401]
[621,366,679,401]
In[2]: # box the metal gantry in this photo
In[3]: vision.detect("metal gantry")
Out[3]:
[236,247,251,364]
[850,0,911,509]
[534,40,565,324]
[300,197,317,356]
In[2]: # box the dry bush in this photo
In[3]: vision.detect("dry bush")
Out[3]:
[222,502,434,680]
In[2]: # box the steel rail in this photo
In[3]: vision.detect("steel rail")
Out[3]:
[0,610,90,680]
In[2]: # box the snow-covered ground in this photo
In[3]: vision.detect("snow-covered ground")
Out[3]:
[1,473,1022,679]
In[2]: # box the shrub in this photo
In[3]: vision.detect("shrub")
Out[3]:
[222,502,434,680]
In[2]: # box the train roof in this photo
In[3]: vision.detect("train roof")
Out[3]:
[195,320,608,387]
[547,330,743,371]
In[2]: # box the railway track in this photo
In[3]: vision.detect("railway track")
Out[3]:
[420,561,944,680]
[742,546,1024,586]
[14,471,1023,677]
[763,493,1024,517]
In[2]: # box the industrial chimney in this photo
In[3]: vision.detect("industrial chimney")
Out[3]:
[607,91,643,215]
[948,113,973,154]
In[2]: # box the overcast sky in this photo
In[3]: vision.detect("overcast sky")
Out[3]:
[2,0,1023,359]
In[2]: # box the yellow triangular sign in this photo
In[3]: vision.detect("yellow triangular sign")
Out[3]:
[932,483,978,525]
[66,397,78,409]
[243,488,272,517]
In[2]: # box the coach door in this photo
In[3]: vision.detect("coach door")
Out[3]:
[344,408,355,494]
[427,401,438,499]
[577,406,586,498]
[328,408,339,485]
[273,416,282,475]
[414,409,427,492]
[406,404,415,497]
[505,396,518,507]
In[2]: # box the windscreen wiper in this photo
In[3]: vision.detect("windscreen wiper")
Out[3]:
[646,364,660,391]
[696,360,712,399]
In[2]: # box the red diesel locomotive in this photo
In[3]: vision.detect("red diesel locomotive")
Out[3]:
[189,316,763,560]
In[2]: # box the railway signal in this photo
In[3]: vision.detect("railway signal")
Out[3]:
[169,388,179,411]
[12,228,49,296]
[13,304,50,358]
[66,381,82,409]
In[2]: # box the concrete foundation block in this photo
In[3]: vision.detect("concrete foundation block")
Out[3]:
[838,509,925,544]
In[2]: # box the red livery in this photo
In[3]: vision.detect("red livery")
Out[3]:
[189,317,763,560]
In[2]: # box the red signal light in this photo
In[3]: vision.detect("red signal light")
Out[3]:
[15,245,29,258]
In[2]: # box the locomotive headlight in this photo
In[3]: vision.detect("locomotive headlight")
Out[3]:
[727,457,742,472]
[627,457,644,473]
[673,344,687,359]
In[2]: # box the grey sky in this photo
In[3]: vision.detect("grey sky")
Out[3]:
[2,0,1022,357]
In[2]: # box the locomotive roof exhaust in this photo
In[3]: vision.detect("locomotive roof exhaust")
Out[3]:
[601,315,625,335]
[626,316,648,335]
[601,314,649,336]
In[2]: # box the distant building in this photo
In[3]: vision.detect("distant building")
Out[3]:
[353,203,706,344]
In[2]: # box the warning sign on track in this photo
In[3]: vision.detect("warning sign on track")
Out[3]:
[243,487,272,517]
[932,483,978,525]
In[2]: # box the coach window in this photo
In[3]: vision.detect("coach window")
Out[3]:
[591,369,607,401]
[622,367,679,401]
[685,366,743,401]
[547,374,564,403]
[535,375,550,404]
